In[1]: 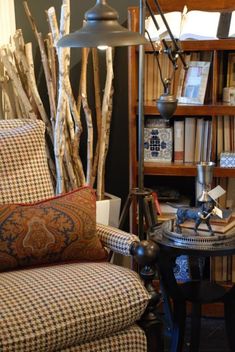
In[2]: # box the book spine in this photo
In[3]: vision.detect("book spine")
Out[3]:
[174,120,184,163]
[184,117,196,163]
[224,115,231,151]
[217,116,224,160]
[194,118,204,163]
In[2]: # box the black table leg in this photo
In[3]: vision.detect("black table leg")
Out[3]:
[224,296,235,351]
[190,302,201,352]
[170,300,186,352]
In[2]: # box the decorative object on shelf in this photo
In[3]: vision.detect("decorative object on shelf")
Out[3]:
[177,61,210,104]
[144,127,172,162]
[220,152,235,167]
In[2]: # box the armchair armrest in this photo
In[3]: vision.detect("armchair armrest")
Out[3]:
[96,223,139,256]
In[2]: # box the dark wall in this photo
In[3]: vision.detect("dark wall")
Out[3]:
[15,0,139,205]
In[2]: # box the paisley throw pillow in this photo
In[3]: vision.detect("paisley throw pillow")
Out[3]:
[0,187,108,272]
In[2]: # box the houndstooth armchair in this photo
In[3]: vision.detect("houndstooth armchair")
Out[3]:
[0,119,162,352]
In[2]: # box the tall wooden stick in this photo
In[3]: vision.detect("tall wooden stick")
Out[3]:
[80,47,93,186]
[1,48,37,120]
[23,1,56,131]
[91,48,102,187]
[97,47,114,200]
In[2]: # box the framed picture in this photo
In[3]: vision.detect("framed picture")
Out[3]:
[177,61,210,104]
[227,53,235,87]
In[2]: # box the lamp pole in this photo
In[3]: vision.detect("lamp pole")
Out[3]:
[137,0,146,239]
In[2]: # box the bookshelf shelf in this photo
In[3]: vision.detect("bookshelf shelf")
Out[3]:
[144,39,235,52]
[143,102,235,116]
[143,163,235,177]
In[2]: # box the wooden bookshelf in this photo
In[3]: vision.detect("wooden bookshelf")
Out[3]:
[128,0,235,317]
[128,0,235,207]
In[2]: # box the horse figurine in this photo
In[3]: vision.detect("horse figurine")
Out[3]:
[174,201,216,236]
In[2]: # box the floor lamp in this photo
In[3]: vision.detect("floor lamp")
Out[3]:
[57,0,185,240]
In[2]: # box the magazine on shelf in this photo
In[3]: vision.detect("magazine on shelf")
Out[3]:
[145,8,235,41]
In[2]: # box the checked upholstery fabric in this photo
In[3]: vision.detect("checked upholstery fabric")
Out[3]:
[0,119,54,203]
[0,263,149,351]
[0,119,150,351]
[61,325,147,351]
[96,222,140,256]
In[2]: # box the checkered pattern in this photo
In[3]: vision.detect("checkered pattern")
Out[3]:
[0,262,149,351]
[62,324,147,351]
[0,119,54,203]
[97,223,140,256]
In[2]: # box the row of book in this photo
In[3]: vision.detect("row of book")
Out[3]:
[144,117,212,163]
[144,115,235,164]
[174,117,212,163]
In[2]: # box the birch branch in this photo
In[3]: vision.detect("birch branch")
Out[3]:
[13,35,54,143]
[52,2,72,193]
[81,47,93,186]
[97,47,114,200]
[1,47,37,120]
[65,83,86,186]
[45,34,57,101]
[23,1,56,130]
[91,48,102,187]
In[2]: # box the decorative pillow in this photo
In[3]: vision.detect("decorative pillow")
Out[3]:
[0,119,54,203]
[0,187,108,272]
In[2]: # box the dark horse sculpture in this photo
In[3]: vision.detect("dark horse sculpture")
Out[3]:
[174,201,216,236]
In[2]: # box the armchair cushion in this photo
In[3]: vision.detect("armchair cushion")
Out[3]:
[0,119,54,203]
[0,262,149,351]
[0,187,108,272]
[61,325,147,351]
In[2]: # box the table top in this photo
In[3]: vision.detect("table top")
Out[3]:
[151,221,235,257]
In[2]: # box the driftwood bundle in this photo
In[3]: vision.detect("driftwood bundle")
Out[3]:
[0,0,114,200]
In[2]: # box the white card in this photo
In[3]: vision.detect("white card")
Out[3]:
[213,206,223,218]
[208,185,226,200]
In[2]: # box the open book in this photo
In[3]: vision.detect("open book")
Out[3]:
[145,9,222,41]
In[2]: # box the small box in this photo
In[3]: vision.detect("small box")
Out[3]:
[220,152,235,167]
[144,127,172,162]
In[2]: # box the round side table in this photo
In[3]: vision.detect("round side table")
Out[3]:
[151,221,235,352]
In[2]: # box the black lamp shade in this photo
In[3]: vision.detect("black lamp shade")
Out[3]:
[57,0,148,48]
